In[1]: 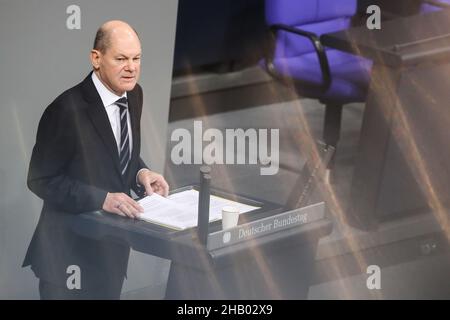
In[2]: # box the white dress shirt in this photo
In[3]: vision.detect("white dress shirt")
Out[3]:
[92,72,148,185]
[91,72,132,155]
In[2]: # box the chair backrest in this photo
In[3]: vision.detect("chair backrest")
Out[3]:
[421,0,450,13]
[266,0,358,58]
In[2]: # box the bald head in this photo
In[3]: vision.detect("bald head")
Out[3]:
[90,20,142,95]
[93,20,140,54]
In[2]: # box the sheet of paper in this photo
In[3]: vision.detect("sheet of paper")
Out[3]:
[169,189,260,220]
[138,194,193,230]
[138,190,260,230]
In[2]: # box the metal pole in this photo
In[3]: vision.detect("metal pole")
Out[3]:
[197,166,211,246]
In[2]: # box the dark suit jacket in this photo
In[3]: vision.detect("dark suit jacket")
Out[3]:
[23,72,148,286]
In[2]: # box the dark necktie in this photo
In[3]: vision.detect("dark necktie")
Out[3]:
[115,97,130,176]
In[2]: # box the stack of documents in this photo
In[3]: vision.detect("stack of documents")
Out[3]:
[138,189,260,230]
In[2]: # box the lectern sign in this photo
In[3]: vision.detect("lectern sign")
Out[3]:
[207,202,326,250]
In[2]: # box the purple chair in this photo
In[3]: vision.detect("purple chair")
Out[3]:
[421,0,450,12]
[263,0,372,172]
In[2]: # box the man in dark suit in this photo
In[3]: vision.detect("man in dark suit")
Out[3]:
[23,20,169,299]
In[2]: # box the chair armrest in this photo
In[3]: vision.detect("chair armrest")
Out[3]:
[265,23,331,91]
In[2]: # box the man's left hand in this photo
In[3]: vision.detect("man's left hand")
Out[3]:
[138,169,169,197]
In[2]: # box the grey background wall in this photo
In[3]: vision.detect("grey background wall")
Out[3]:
[0,0,178,299]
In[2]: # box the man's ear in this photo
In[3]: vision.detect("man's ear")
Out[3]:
[90,49,101,71]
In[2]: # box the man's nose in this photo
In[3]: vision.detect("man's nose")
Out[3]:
[125,59,137,72]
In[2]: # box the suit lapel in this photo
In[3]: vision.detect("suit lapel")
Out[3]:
[123,87,141,184]
[127,88,140,164]
[82,73,122,178]
[81,72,142,184]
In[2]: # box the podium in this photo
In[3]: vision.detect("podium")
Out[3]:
[67,145,334,299]
[165,200,330,299]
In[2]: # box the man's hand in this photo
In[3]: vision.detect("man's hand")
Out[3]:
[102,192,144,218]
[138,169,169,197]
